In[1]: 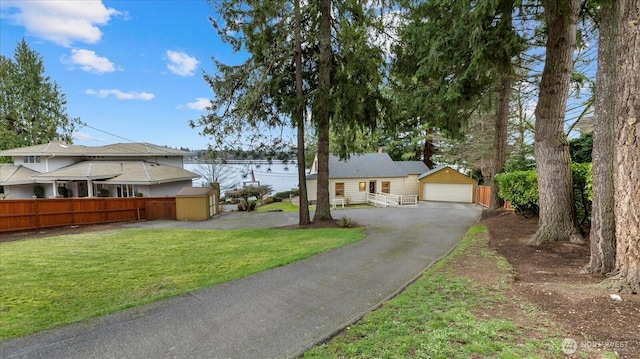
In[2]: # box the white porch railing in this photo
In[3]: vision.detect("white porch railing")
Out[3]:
[367,193,418,207]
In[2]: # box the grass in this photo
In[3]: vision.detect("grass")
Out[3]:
[304,225,577,359]
[0,227,364,339]
[256,201,300,212]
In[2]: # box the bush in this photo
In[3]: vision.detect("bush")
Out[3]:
[495,171,539,217]
[496,164,593,224]
[275,189,299,199]
[338,215,352,228]
[572,163,592,226]
[33,186,44,198]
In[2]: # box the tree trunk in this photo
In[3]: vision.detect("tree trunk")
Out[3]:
[489,0,513,211]
[530,0,583,245]
[422,132,435,169]
[589,0,620,274]
[604,0,640,294]
[313,0,333,221]
[294,0,310,226]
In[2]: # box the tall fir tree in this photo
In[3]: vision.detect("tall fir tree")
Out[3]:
[0,39,77,155]
[530,0,583,245]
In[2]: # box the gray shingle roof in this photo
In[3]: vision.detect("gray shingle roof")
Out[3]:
[328,153,409,178]
[32,161,199,184]
[395,161,430,175]
[0,164,39,185]
[0,142,189,157]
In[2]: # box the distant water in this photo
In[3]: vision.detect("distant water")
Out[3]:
[185,162,300,194]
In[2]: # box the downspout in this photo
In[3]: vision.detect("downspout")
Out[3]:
[46,154,57,197]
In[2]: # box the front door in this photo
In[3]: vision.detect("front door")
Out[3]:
[369,181,376,194]
[77,181,88,197]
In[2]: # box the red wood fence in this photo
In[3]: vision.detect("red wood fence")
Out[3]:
[0,197,176,234]
[477,186,514,210]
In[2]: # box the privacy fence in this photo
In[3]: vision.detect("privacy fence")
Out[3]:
[0,197,176,234]
[477,186,514,210]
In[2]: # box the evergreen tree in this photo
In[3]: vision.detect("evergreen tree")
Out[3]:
[193,0,389,222]
[0,39,78,155]
[530,0,583,245]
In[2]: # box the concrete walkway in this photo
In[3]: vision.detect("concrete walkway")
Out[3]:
[1,202,481,359]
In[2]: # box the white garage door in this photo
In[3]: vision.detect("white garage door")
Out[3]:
[423,183,473,203]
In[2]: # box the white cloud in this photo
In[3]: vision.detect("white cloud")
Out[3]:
[165,50,199,76]
[85,89,154,100]
[62,49,115,73]
[0,0,121,46]
[182,97,210,110]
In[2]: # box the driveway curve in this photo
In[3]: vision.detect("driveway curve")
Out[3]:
[1,202,481,359]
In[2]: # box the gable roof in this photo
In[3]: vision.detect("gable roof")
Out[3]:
[418,165,475,182]
[32,161,199,184]
[0,142,189,157]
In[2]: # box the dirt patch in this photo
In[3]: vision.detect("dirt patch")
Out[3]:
[481,210,640,358]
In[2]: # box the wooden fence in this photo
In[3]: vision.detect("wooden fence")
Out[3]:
[0,197,176,234]
[477,186,514,210]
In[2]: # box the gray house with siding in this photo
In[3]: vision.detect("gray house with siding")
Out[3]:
[0,141,199,199]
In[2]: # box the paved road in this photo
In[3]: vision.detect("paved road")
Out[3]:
[1,202,481,359]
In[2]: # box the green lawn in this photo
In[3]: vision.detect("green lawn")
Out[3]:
[0,227,364,339]
[256,201,300,212]
[304,225,588,358]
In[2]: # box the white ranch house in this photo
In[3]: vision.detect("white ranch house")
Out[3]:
[306,152,429,206]
[306,152,478,206]
[0,141,199,199]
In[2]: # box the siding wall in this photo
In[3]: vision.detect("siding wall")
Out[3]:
[331,177,408,204]
[306,177,421,205]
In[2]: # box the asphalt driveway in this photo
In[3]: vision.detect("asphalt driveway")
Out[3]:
[0,202,481,359]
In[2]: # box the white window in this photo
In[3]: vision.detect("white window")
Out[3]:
[22,156,41,163]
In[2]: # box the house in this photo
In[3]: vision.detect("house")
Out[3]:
[305,152,478,205]
[305,152,430,205]
[0,141,199,199]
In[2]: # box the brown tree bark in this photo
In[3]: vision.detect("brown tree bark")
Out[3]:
[530,0,583,245]
[422,131,435,169]
[313,0,333,221]
[604,0,640,294]
[489,0,514,211]
[294,0,310,225]
[589,0,620,274]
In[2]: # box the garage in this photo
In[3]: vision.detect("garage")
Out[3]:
[418,165,477,203]
[423,183,473,203]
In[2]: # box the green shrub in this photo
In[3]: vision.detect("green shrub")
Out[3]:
[33,186,44,198]
[338,216,352,228]
[495,171,539,217]
[572,162,592,226]
[496,164,593,225]
[275,189,299,199]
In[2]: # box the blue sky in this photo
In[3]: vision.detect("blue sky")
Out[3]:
[1,0,239,150]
